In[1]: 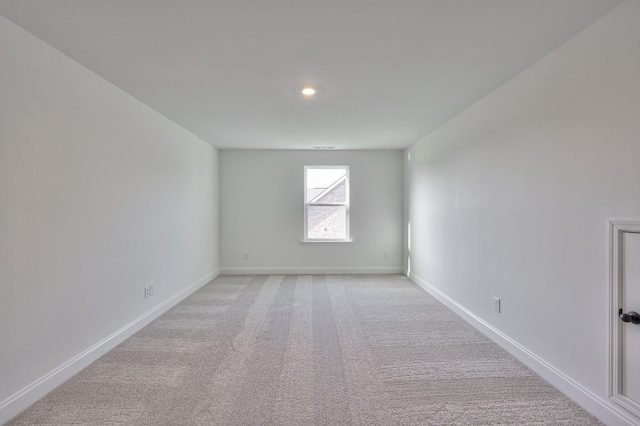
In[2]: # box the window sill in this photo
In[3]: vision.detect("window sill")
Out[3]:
[301,239,353,243]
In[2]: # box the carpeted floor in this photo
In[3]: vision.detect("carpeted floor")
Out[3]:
[8,275,602,425]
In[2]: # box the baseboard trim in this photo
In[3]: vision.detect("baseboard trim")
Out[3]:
[220,266,402,275]
[407,272,638,426]
[0,269,220,425]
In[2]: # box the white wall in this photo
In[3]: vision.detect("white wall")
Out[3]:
[404,1,640,424]
[0,15,219,422]
[220,150,402,274]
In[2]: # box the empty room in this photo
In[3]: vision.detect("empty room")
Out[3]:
[1,1,639,425]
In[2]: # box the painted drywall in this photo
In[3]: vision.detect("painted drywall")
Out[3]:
[404,1,640,424]
[0,15,219,421]
[220,150,402,273]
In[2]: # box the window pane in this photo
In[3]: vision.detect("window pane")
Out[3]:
[306,168,347,203]
[307,205,346,239]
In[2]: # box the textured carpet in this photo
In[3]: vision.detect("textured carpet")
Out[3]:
[8,275,602,425]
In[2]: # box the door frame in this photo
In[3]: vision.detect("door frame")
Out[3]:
[609,220,640,419]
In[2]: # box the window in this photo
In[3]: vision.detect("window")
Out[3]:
[304,166,350,241]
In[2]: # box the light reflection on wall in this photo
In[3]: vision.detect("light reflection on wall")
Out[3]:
[407,221,411,275]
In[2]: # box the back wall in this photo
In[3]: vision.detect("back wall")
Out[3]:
[220,150,402,274]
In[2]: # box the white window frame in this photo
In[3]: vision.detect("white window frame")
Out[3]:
[303,165,350,242]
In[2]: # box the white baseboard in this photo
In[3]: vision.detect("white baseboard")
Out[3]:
[407,272,638,426]
[220,266,402,275]
[0,269,220,425]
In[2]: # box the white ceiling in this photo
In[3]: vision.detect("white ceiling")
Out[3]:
[0,0,623,150]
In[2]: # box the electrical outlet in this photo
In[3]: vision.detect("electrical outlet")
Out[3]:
[243,253,248,261]
[383,251,389,259]
[493,297,501,313]
[144,285,151,299]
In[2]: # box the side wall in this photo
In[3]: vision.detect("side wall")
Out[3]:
[404,2,640,424]
[220,149,403,274]
[0,16,219,422]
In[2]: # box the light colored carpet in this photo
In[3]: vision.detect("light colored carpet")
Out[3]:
[8,275,602,425]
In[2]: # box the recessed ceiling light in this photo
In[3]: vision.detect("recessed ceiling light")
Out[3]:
[301,87,316,96]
